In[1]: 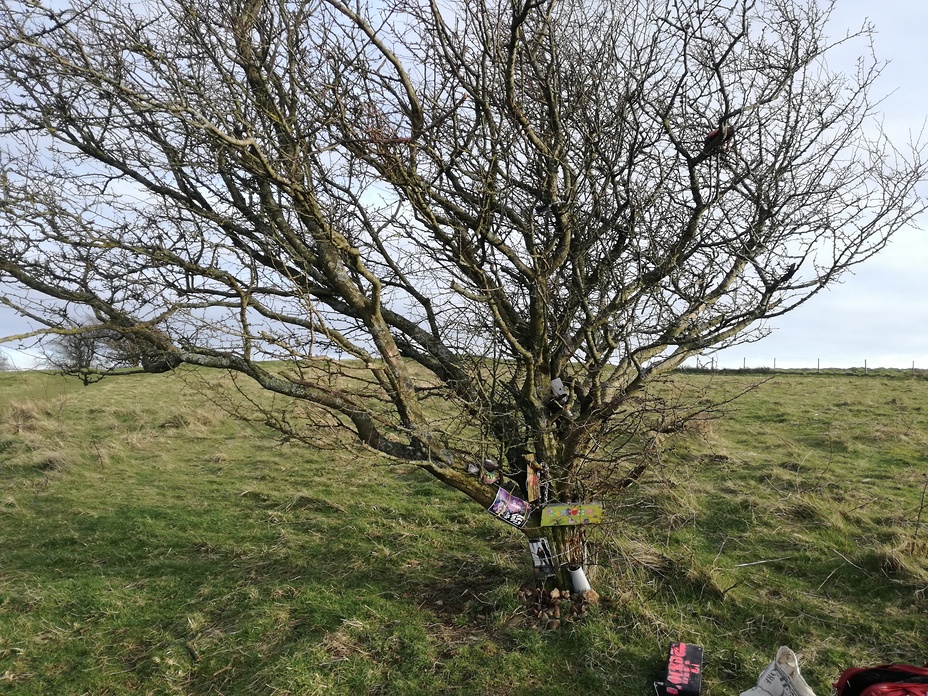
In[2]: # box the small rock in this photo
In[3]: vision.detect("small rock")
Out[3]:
[546,619,561,630]
[582,589,600,605]
[550,588,561,600]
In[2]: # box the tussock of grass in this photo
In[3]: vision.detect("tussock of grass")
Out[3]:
[1,495,24,514]
[776,494,846,530]
[869,540,928,586]
[29,450,70,472]
[159,407,224,432]
[612,538,675,576]
[3,398,59,434]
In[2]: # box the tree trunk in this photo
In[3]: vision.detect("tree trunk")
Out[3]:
[522,521,593,592]
[550,525,589,587]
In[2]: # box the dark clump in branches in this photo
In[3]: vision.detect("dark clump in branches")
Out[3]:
[0,0,923,586]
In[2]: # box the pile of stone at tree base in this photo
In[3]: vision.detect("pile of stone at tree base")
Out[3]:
[517,584,600,630]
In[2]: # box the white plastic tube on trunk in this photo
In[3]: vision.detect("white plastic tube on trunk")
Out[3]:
[568,565,591,593]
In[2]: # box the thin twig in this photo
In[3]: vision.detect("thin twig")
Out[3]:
[830,548,864,571]
[913,475,928,545]
[817,564,842,591]
[734,556,792,567]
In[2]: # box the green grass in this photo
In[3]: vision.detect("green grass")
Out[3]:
[1,368,926,694]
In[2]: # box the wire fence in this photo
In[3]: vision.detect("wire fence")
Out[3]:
[682,357,926,376]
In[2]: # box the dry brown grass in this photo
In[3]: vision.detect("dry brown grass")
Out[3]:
[29,450,70,472]
[870,543,928,594]
[2,398,60,434]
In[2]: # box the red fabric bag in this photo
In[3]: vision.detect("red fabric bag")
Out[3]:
[834,665,928,696]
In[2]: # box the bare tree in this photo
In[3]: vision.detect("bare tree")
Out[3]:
[44,327,106,377]
[42,321,173,383]
[0,350,11,372]
[0,0,923,587]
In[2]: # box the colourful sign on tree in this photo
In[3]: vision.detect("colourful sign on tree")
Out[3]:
[539,501,603,527]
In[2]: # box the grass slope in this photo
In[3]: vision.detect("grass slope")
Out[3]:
[1,368,926,694]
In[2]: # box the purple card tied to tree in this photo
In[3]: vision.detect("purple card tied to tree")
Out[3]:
[487,488,530,528]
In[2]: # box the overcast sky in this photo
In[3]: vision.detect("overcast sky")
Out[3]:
[713,1,928,369]
[1,1,926,371]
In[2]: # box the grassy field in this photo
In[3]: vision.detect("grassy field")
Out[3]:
[1,367,926,694]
